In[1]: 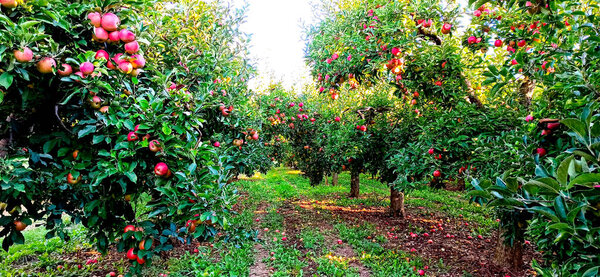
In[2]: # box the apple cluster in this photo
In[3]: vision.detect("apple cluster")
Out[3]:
[87,12,145,76]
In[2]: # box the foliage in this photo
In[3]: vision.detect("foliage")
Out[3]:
[0,0,263,275]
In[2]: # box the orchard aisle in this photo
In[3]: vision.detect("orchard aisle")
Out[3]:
[237,168,540,277]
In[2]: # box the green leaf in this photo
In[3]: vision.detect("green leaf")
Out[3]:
[0,72,13,89]
[529,206,559,222]
[570,173,600,187]
[78,125,96,138]
[124,172,137,183]
[92,135,105,144]
[561,118,587,140]
[556,156,573,186]
[582,267,599,277]
[162,123,172,135]
[553,196,567,220]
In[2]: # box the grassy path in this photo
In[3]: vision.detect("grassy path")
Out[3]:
[238,168,538,277]
[0,168,539,276]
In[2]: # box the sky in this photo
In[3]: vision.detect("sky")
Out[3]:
[230,0,318,92]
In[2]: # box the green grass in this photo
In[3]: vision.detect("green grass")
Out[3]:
[0,167,497,276]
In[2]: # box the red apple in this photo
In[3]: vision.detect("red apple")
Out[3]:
[37,57,56,74]
[127,131,138,141]
[124,225,135,233]
[494,39,503,47]
[95,50,110,61]
[441,23,452,34]
[101,13,120,32]
[1,0,18,8]
[14,47,33,62]
[433,170,441,178]
[80,62,95,75]
[131,54,146,68]
[93,27,109,42]
[108,31,120,43]
[90,96,102,109]
[57,64,73,76]
[87,12,102,27]
[149,140,162,152]
[536,148,547,156]
[213,141,220,147]
[126,248,137,260]
[124,41,140,54]
[119,29,136,43]
[67,173,81,185]
[154,162,169,176]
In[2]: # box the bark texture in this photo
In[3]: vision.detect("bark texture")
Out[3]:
[350,170,360,198]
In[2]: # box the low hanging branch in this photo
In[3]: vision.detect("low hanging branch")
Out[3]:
[356,106,392,123]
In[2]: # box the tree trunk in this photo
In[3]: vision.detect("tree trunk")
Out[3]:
[332,173,339,186]
[519,76,535,108]
[349,170,360,198]
[390,186,405,218]
[324,175,329,186]
[494,227,523,269]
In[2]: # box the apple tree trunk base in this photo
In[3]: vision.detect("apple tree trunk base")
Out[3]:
[494,229,523,269]
[350,170,360,198]
[390,187,405,218]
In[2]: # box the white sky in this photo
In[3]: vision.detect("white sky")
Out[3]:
[230,0,317,92]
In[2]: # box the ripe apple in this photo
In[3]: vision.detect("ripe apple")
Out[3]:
[37,57,56,74]
[108,272,117,277]
[536,148,547,156]
[57,64,73,76]
[494,39,503,47]
[124,41,140,54]
[126,248,137,260]
[87,12,102,27]
[95,50,110,61]
[67,173,81,185]
[1,0,18,8]
[136,256,145,264]
[108,31,120,43]
[101,13,120,32]
[93,27,109,42]
[251,133,259,140]
[149,140,162,152]
[119,29,136,43]
[72,150,79,159]
[14,221,27,231]
[213,141,220,147]
[118,61,133,74]
[441,23,452,34]
[14,47,33,62]
[124,225,135,233]
[433,170,441,178]
[428,148,434,155]
[154,162,169,176]
[80,62,95,75]
[139,240,147,250]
